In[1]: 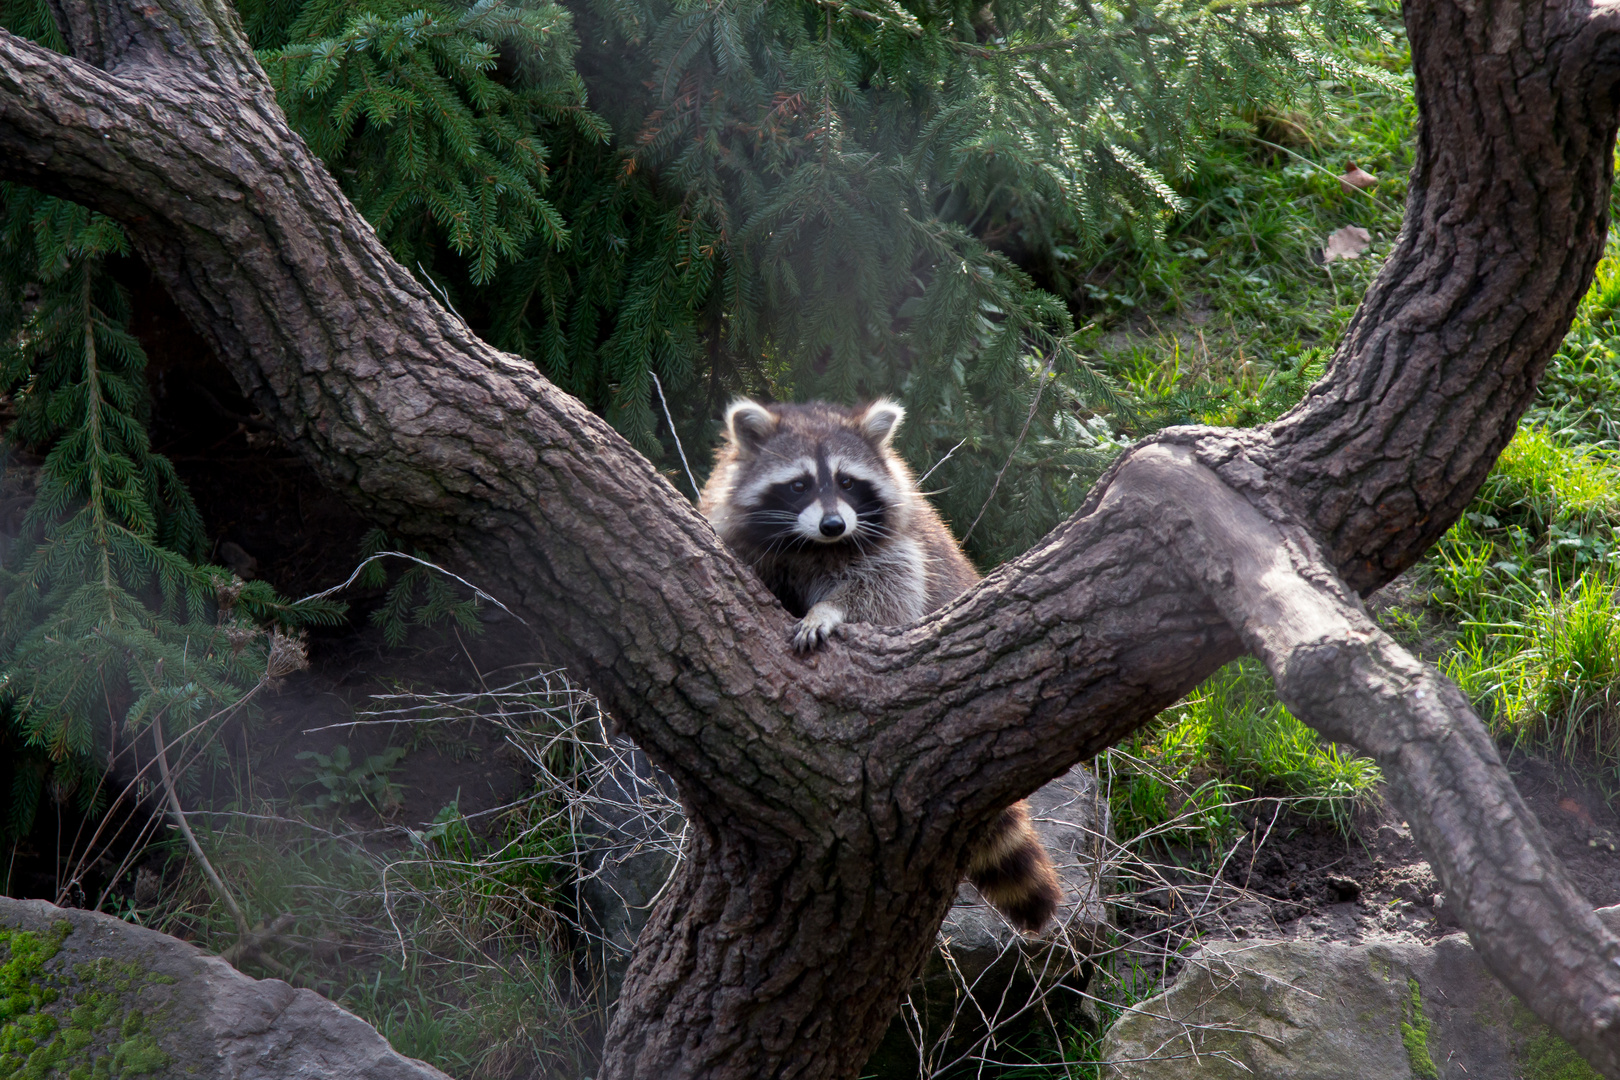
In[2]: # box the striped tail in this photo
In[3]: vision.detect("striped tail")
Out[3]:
[965,800,1062,933]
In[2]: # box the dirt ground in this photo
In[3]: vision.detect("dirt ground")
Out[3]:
[1115,752,1620,970]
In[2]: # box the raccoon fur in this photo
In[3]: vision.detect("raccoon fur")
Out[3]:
[700,397,1063,932]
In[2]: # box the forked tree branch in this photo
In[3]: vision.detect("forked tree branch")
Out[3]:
[1127,444,1620,1062]
[7,0,1620,1072]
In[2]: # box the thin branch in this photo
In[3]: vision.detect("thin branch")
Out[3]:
[152,709,251,941]
[961,359,1052,545]
[915,437,967,488]
[650,371,701,502]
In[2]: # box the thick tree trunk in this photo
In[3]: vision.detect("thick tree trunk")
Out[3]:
[6,0,1620,1074]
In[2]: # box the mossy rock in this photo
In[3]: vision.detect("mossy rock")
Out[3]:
[0,897,451,1080]
[1099,914,1617,1079]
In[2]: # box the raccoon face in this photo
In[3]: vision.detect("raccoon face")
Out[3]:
[722,399,905,554]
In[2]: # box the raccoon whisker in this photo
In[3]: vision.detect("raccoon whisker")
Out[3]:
[854,525,898,543]
[849,532,892,556]
[760,534,811,558]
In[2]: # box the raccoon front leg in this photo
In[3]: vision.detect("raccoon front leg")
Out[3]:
[792,602,846,652]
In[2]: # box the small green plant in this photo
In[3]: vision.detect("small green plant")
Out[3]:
[1103,749,1247,852]
[161,783,594,1078]
[1512,1001,1602,1080]
[0,186,343,841]
[295,745,407,817]
[1399,978,1440,1080]
[1106,658,1382,844]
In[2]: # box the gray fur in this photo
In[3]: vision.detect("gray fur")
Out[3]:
[700,398,977,649]
[700,398,1060,932]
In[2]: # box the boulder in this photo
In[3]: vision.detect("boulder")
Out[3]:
[1100,908,1620,1079]
[571,742,683,1003]
[0,896,451,1079]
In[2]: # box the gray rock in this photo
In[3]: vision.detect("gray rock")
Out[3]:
[573,743,683,1004]
[0,896,451,1080]
[1100,909,1620,1079]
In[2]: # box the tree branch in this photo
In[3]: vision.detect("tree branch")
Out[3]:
[1123,444,1620,1072]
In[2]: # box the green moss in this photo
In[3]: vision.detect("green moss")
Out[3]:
[1399,977,1440,1080]
[1518,1031,1600,1080]
[1511,1001,1601,1080]
[0,921,173,1078]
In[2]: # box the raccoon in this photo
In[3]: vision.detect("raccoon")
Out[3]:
[700,397,1063,932]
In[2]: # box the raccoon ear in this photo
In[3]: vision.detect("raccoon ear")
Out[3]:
[857,399,905,446]
[725,399,779,456]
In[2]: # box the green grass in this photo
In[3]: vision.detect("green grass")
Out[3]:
[1106,658,1383,847]
[1478,425,1620,537]
[1087,11,1414,433]
[1444,567,1620,768]
[1530,225,1620,446]
[1423,399,1620,770]
[152,790,596,1080]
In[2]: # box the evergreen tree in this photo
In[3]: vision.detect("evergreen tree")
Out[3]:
[0,0,1386,838]
[235,0,1387,560]
[0,185,341,839]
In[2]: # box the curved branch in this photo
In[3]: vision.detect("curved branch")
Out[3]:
[1126,444,1620,1072]
[1267,0,1620,590]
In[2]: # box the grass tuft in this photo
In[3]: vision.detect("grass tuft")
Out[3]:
[1107,658,1382,844]
[1447,569,1620,768]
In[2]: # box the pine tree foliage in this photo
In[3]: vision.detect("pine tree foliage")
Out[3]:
[552,0,1387,561]
[232,0,1388,564]
[0,185,343,838]
[259,0,606,283]
[0,0,1389,840]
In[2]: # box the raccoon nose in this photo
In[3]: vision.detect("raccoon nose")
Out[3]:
[819,514,846,538]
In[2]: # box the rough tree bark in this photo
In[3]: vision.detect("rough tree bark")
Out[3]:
[4,0,1620,1072]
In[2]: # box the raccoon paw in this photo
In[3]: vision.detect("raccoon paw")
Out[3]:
[792,603,846,652]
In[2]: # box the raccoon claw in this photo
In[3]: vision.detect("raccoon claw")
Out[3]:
[792,605,845,652]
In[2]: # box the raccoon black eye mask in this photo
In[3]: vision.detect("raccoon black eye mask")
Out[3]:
[700,397,936,649]
[697,396,1064,932]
